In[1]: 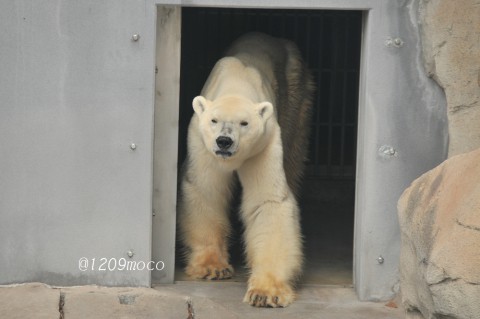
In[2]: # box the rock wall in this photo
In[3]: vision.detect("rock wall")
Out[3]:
[398,148,480,318]
[419,0,480,157]
[400,3,480,316]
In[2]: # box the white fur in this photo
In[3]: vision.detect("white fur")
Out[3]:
[179,34,304,308]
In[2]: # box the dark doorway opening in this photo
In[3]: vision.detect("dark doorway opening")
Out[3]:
[176,7,362,285]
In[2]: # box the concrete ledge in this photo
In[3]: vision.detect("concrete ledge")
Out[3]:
[0,283,60,319]
[62,285,189,319]
[0,282,404,319]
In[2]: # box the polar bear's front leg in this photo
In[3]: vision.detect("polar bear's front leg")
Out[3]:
[241,195,302,307]
[238,138,303,307]
[179,162,234,280]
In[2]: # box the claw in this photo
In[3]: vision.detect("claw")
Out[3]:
[202,269,211,279]
[273,296,279,305]
[259,296,267,307]
[222,268,232,278]
[244,288,292,308]
[252,294,259,305]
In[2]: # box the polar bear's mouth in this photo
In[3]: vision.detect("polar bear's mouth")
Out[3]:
[215,150,233,158]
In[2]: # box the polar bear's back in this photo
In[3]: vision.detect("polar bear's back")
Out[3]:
[225,32,290,86]
[226,32,315,196]
[200,56,273,103]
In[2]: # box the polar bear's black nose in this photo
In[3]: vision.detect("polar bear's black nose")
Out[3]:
[216,136,233,150]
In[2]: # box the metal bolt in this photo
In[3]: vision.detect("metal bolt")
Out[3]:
[131,34,140,42]
[393,38,404,47]
[383,147,395,156]
[127,250,134,258]
[377,256,385,264]
[378,145,396,158]
[130,143,137,151]
[385,37,404,48]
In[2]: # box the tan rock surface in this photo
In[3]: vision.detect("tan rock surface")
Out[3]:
[420,0,480,157]
[398,148,480,318]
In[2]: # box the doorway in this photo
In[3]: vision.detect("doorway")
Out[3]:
[176,7,362,286]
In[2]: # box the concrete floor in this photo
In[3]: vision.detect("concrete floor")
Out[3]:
[300,179,355,285]
[162,281,404,319]
[0,282,404,319]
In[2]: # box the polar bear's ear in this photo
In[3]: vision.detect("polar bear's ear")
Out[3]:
[256,102,274,120]
[192,96,211,115]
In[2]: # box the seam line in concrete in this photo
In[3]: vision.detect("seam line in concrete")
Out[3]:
[59,291,65,319]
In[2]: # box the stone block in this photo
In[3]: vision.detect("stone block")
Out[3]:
[398,148,480,318]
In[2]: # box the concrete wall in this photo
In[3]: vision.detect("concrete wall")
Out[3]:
[151,6,181,284]
[352,0,448,300]
[0,0,157,286]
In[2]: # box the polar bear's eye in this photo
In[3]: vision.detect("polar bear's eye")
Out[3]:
[211,119,217,124]
[240,121,249,127]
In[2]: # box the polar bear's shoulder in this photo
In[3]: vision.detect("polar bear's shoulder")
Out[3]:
[213,57,262,81]
[202,56,267,101]
[215,56,244,69]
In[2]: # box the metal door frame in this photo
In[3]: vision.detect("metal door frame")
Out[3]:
[152,0,449,301]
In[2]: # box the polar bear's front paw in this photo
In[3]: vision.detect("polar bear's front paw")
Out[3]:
[185,251,234,280]
[186,263,234,280]
[243,277,295,307]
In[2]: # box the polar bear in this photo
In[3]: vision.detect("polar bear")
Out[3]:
[179,32,314,308]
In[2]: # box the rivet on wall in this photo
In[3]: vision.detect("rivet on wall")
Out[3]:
[378,145,397,159]
[377,255,385,264]
[130,143,137,151]
[385,37,404,48]
[127,250,134,258]
[131,34,140,42]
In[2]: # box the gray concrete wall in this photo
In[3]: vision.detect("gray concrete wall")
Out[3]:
[151,6,181,284]
[353,0,448,300]
[0,0,157,286]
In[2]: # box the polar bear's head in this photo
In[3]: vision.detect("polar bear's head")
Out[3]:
[192,95,274,162]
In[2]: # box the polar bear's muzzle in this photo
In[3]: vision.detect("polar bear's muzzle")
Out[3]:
[215,136,234,157]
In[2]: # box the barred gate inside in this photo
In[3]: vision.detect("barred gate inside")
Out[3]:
[177,7,362,284]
